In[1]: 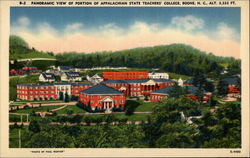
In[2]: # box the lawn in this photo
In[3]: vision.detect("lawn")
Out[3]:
[168,72,191,80]
[11,105,64,114]
[134,101,162,112]
[10,100,64,107]
[56,105,86,114]
[125,100,162,112]
[117,114,150,121]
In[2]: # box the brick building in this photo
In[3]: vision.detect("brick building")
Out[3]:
[222,77,240,94]
[79,84,126,112]
[101,79,175,97]
[103,71,148,80]
[17,84,57,100]
[150,86,212,102]
[17,82,93,101]
[22,66,41,74]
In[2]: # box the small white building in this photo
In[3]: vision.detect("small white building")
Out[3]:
[61,72,82,82]
[86,74,104,84]
[178,78,183,86]
[148,72,169,79]
[39,73,55,82]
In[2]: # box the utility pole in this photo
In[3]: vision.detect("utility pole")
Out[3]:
[19,129,21,148]
[27,114,29,122]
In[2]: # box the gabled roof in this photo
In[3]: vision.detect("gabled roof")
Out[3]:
[151,85,209,95]
[54,82,72,85]
[152,79,175,83]
[222,77,240,85]
[71,82,93,86]
[184,79,194,84]
[125,79,149,83]
[59,66,70,70]
[92,74,103,78]
[65,72,80,77]
[53,82,93,86]
[151,86,174,95]
[80,84,123,95]
[41,73,55,80]
[17,84,54,87]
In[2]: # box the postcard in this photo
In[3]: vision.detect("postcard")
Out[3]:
[0,0,249,157]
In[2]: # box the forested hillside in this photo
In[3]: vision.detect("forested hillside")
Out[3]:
[9,35,55,60]
[55,44,240,76]
[9,35,240,77]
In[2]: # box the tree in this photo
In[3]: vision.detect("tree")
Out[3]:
[70,115,82,124]
[64,92,69,102]
[169,85,186,98]
[24,126,74,148]
[28,120,41,133]
[143,97,199,147]
[155,122,197,148]
[59,92,64,100]
[67,110,73,115]
[197,101,241,148]
[217,78,228,96]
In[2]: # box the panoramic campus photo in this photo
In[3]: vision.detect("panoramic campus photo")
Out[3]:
[8,6,242,149]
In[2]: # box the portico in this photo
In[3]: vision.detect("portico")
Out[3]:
[141,80,158,95]
[102,97,114,111]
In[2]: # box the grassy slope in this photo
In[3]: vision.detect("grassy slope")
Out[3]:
[134,101,162,112]
[56,105,86,114]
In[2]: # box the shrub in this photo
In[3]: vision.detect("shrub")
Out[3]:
[67,110,74,115]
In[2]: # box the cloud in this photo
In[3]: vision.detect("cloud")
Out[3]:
[170,15,204,31]
[216,22,239,41]
[17,16,30,27]
[64,23,83,33]
[11,16,240,58]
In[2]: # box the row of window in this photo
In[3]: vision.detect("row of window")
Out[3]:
[151,95,165,100]
[19,95,56,99]
[18,86,54,90]
[131,92,141,96]
[18,91,55,94]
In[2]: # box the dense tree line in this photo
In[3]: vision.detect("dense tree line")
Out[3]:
[10,97,240,148]
[55,44,240,76]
